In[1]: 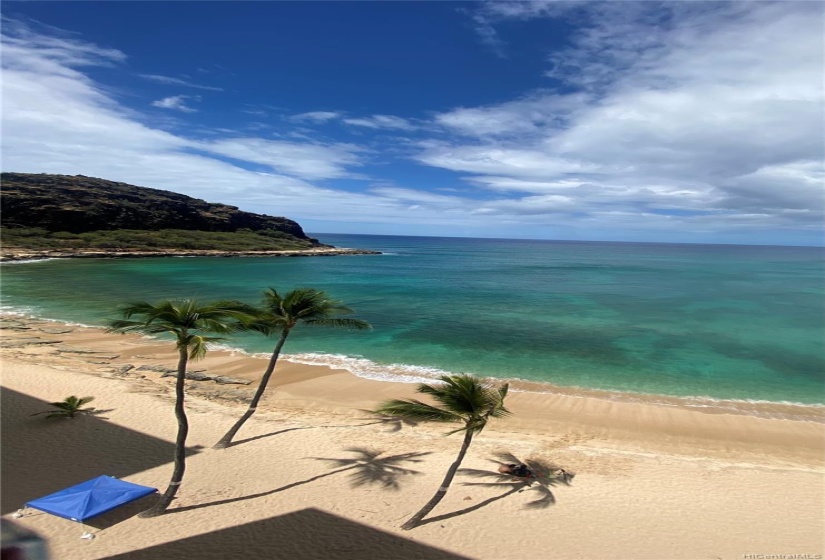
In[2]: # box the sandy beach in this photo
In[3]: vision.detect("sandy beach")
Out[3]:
[2,316,823,560]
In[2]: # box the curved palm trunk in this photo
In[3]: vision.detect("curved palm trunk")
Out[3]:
[214,329,290,449]
[401,427,474,530]
[140,345,190,517]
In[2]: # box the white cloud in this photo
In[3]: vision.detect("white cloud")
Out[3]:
[140,74,223,91]
[199,138,364,181]
[343,114,416,131]
[423,2,824,231]
[289,111,341,123]
[435,93,587,137]
[0,22,487,232]
[1,11,821,244]
[151,95,199,113]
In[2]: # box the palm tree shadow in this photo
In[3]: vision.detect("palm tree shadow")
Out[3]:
[418,452,574,525]
[29,408,116,421]
[229,426,311,447]
[84,408,116,418]
[312,447,430,490]
[228,418,416,449]
[356,410,421,432]
[418,483,526,526]
[168,447,428,514]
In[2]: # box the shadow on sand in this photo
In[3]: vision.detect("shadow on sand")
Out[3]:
[1,388,197,516]
[225,415,418,449]
[419,451,575,526]
[168,447,429,514]
[99,508,472,560]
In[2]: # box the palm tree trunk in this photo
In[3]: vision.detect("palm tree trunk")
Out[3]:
[140,346,190,517]
[213,329,290,449]
[401,428,474,530]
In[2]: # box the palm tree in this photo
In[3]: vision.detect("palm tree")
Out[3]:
[375,374,510,530]
[30,396,95,419]
[107,299,253,517]
[214,288,370,449]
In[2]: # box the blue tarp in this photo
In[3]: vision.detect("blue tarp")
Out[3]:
[26,476,157,522]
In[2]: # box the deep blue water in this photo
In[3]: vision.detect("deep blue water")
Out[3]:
[2,234,824,405]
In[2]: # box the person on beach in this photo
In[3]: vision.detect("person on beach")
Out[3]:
[498,463,533,478]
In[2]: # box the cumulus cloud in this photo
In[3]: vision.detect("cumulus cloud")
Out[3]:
[1,10,821,243]
[199,138,364,180]
[424,1,824,233]
[151,95,199,112]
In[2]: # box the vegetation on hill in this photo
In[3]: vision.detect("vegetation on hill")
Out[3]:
[1,227,317,252]
[0,172,326,252]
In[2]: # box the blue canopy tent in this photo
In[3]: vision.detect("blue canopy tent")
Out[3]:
[16,476,157,538]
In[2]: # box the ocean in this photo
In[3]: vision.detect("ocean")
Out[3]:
[2,234,824,407]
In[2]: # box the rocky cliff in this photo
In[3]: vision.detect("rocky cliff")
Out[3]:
[1,172,321,245]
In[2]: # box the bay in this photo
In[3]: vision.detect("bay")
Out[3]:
[2,234,823,405]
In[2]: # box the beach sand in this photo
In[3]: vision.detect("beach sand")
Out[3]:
[2,316,823,560]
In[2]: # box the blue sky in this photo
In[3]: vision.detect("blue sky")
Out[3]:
[2,1,823,245]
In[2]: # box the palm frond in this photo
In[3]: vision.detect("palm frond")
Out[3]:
[418,375,511,426]
[378,375,512,439]
[260,287,370,330]
[303,318,371,330]
[374,399,462,424]
[31,396,96,418]
[417,375,483,416]
[186,335,214,360]
[107,319,170,335]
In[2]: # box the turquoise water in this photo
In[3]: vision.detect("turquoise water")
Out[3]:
[2,235,824,405]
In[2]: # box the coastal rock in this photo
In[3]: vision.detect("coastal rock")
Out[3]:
[0,247,381,262]
[137,365,178,374]
[0,173,383,260]
[154,368,251,385]
[0,320,29,330]
[54,345,118,358]
[212,376,253,385]
[1,172,316,241]
[0,337,61,347]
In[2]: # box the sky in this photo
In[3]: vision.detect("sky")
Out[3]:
[1,1,823,246]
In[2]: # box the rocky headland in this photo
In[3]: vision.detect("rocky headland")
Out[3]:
[0,173,380,260]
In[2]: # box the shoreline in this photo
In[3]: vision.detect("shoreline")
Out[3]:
[3,310,824,423]
[2,313,823,464]
[0,246,382,262]
[2,315,824,559]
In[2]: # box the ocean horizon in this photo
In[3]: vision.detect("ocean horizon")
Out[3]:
[2,234,823,409]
